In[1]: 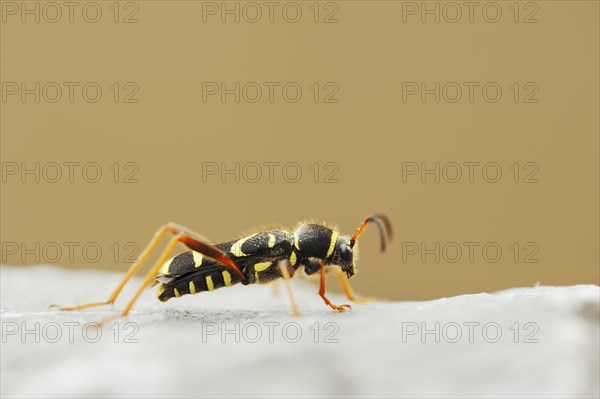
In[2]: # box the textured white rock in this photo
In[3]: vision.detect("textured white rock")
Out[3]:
[1,265,598,398]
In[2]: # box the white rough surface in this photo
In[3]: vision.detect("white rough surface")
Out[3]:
[1,265,598,398]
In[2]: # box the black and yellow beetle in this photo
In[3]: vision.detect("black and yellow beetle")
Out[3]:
[51,215,392,322]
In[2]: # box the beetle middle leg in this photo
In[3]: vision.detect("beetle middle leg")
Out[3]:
[277,259,299,316]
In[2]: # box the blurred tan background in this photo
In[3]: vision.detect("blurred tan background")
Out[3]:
[1,1,598,301]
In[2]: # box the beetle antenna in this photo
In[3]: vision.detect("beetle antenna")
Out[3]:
[350,214,393,252]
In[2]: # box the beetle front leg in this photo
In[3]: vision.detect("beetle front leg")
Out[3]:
[334,268,377,304]
[305,259,351,313]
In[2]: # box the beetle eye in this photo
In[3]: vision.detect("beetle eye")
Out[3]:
[340,244,352,261]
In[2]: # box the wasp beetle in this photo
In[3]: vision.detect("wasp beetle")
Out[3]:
[51,215,392,323]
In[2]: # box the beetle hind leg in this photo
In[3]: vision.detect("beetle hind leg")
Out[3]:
[49,223,174,311]
[50,223,245,315]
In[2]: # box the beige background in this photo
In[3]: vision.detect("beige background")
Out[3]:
[1,1,598,301]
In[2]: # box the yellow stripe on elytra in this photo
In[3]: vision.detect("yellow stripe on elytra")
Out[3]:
[160,251,203,275]
[192,251,203,268]
[206,276,215,291]
[294,233,300,250]
[326,231,339,258]
[230,234,257,257]
[159,259,172,275]
[254,261,272,283]
[268,234,275,248]
[174,288,181,298]
[189,281,197,294]
[289,251,297,266]
[222,271,232,287]
[156,284,166,298]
